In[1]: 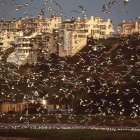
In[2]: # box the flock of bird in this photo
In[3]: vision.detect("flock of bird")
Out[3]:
[0,34,140,119]
[0,0,63,19]
[0,0,140,124]
[102,0,131,14]
[0,0,135,20]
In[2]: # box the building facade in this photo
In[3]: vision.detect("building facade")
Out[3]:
[7,34,39,65]
[0,30,23,51]
[58,16,113,57]
[36,16,62,33]
[118,20,140,36]
[0,102,27,113]
[2,16,114,62]
[6,30,59,65]
[58,20,89,57]
[75,16,114,39]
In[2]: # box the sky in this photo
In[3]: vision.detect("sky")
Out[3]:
[0,0,140,29]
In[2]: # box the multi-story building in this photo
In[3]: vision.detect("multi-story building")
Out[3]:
[118,20,140,36]
[58,16,113,57]
[36,16,62,33]
[0,30,23,51]
[7,30,59,65]
[0,19,21,32]
[0,19,24,51]
[0,20,11,31]
[75,16,114,39]
[7,32,45,65]
[3,16,113,61]
[58,20,89,57]
[17,17,38,36]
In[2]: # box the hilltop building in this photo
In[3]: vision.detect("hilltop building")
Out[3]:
[58,16,114,57]
[0,19,23,51]
[75,16,114,39]
[7,33,39,65]
[118,20,140,36]
[7,30,59,66]
[36,16,62,33]
[58,20,89,57]
[0,16,114,64]
[0,20,13,31]
[0,30,23,51]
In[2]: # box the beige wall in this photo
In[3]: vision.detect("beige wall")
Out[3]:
[118,21,140,36]
[58,29,88,57]
[76,16,114,39]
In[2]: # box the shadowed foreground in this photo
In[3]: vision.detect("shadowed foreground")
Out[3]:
[0,129,140,140]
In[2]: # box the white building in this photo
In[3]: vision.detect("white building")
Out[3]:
[7,32,39,66]
[118,20,140,36]
[36,16,62,33]
[75,16,114,39]
[6,31,58,66]
[0,30,23,51]
[58,16,114,57]
[58,20,89,57]
[3,16,113,59]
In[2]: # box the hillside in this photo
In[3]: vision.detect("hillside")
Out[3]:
[0,34,140,116]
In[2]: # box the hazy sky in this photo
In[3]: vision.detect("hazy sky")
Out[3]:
[0,0,139,28]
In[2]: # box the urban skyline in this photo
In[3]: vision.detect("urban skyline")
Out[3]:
[0,0,140,30]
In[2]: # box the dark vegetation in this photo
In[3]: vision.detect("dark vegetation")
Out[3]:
[0,34,140,117]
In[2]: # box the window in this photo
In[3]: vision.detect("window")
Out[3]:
[100,32,105,35]
[93,30,100,34]
[100,25,106,30]
[75,40,78,44]
[29,44,33,47]
[93,25,100,28]
[108,25,112,28]
[78,35,86,38]
[74,35,77,39]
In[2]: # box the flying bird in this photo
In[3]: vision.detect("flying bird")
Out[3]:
[71,10,81,14]
[52,1,62,9]
[78,5,86,13]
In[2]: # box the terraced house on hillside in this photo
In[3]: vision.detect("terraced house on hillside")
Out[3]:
[118,20,140,36]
